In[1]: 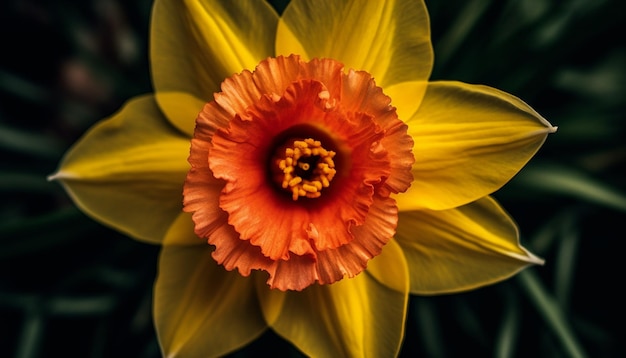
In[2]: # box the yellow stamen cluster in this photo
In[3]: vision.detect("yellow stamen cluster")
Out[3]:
[276,138,336,201]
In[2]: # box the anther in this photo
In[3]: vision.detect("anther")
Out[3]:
[272,137,337,201]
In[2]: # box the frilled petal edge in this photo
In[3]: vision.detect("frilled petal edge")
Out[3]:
[48,95,190,244]
[395,196,543,294]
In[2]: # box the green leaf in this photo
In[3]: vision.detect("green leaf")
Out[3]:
[0,125,64,159]
[515,163,626,212]
[412,298,446,357]
[517,270,587,358]
[0,172,58,193]
[0,207,97,259]
[495,289,520,358]
[554,215,580,311]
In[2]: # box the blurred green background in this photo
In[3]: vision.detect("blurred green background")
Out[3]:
[1,0,624,357]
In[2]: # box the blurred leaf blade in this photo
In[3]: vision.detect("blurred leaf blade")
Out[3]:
[518,270,587,358]
[0,207,97,259]
[554,215,580,311]
[413,298,446,357]
[495,290,520,358]
[0,69,51,103]
[0,172,59,193]
[515,163,626,212]
[0,125,64,159]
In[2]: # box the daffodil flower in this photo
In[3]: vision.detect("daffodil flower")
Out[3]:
[49,0,556,356]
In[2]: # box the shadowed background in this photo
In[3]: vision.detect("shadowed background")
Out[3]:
[1,0,624,357]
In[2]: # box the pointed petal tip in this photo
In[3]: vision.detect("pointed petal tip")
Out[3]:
[536,113,557,134]
[531,107,557,134]
[506,249,545,267]
[46,173,58,182]
[396,197,548,294]
[47,171,75,182]
[524,250,546,266]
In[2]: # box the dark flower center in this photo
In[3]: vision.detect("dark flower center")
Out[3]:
[272,138,337,200]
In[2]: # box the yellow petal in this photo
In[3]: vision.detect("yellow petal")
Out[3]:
[385,81,429,122]
[151,0,278,127]
[257,264,408,357]
[155,92,206,138]
[365,238,409,293]
[395,196,544,295]
[276,0,433,87]
[397,81,557,211]
[49,95,190,244]
[155,245,266,357]
[163,212,204,246]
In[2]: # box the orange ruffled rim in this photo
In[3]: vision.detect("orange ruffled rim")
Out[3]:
[183,55,414,291]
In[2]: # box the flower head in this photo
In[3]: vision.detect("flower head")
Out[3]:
[184,55,413,291]
[50,0,556,356]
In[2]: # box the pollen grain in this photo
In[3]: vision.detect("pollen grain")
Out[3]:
[275,138,336,200]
